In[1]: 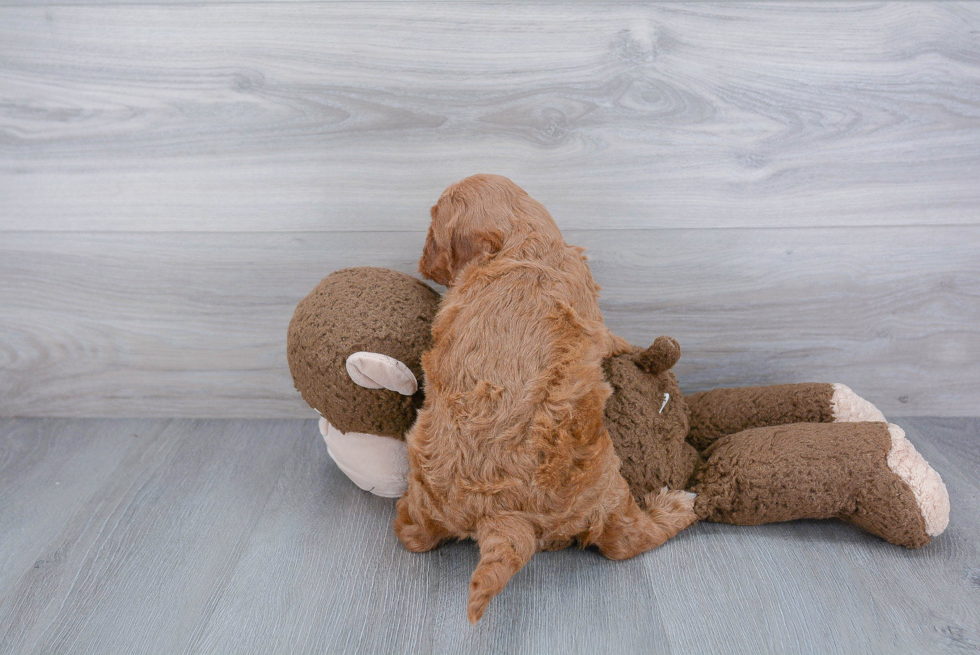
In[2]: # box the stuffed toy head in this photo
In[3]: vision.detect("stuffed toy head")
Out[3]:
[287,267,440,496]
[602,336,700,500]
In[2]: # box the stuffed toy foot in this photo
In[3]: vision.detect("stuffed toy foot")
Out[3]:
[689,421,950,548]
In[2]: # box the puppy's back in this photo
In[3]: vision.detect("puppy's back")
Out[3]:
[416,248,612,510]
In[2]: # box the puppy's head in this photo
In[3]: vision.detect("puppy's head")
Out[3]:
[420,174,558,286]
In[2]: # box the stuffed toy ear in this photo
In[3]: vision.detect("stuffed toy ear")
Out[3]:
[345,351,419,396]
[634,336,681,375]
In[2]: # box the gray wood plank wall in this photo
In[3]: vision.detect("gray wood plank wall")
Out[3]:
[2,2,979,417]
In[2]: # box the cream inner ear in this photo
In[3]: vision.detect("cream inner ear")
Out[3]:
[345,351,418,396]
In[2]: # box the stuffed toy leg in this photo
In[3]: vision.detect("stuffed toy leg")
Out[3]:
[688,421,949,548]
[675,382,949,548]
[685,382,884,451]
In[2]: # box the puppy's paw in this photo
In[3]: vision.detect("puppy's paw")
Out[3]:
[644,487,698,531]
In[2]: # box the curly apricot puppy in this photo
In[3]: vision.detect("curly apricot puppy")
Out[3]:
[395,174,697,623]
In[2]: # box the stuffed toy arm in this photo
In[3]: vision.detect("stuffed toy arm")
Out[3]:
[685,382,886,451]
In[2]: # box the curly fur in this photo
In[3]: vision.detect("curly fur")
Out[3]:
[395,174,697,623]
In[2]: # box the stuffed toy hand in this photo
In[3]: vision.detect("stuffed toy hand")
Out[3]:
[288,267,949,548]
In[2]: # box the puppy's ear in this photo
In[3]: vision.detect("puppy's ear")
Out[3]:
[419,206,453,285]
[448,225,503,277]
[419,215,439,277]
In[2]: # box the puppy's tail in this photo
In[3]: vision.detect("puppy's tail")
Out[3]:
[468,515,537,624]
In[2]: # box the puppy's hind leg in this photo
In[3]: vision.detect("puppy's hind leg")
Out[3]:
[468,514,537,624]
[593,487,697,560]
[394,491,451,553]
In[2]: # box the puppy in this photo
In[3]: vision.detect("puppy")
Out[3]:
[395,174,697,623]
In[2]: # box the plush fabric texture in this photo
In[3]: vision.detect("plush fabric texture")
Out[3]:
[287,267,439,439]
[686,383,836,451]
[885,424,950,537]
[599,345,944,548]
[634,335,682,375]
[832,383,888,422]
[319,418,409,498]
[689,421,931,548]
[603,347,699,499]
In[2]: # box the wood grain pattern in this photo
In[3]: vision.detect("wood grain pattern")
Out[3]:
[0,419,307,654]
[0,417,976,653]
[2,227,977,418]
[0,419,156,593]
[2,2,979,417]
[1,2,979,231]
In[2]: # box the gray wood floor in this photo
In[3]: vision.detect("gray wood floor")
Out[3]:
[2,2,979,419]
[1,417,977,654]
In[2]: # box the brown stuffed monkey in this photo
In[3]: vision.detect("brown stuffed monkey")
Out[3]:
[288,267,949,548]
